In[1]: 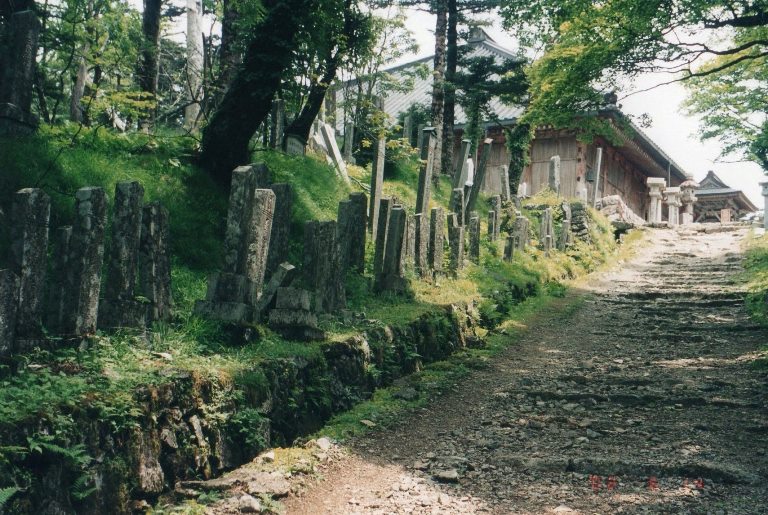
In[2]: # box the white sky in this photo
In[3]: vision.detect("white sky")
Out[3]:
[400,9,766,206]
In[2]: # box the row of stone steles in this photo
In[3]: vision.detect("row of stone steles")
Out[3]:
[0,182,173,358]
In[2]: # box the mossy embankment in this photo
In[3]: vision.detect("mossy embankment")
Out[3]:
[0,127,620,514]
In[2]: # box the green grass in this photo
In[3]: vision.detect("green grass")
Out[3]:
[743,232,768,324]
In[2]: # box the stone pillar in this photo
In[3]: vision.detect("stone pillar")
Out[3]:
[337,193,367,274]
[403,213,416,271]
[369,136,386,238]
[761,182,768,230]
[402,114,412,144]
[372,198,393,278]
[500,165,511,201]
[265,183,294,279]
[0,270,19,357]
[450,188,465,227]
[416,123,426,152]
[548,155,561,194]
[452,139,471,190]
[416,127,436,213]
[64,187,108,336]
[343,122,355,163]
[559,220,571,250]
[468,213,480,263]
[466,138,493,212]
[195,166,275,324]
[100,182,146,329]
[503,235,514,261]
[414,212,430,277]
[428,207,445,275]
[269,99,285,149]
[680,174,698,225]
[664,187,681,226]
[46,226,72,333]
[540,208,554,252]
[487,211,497,242]
[376,206,407,292]
[11,188,50,337]
[0,10,41,134]
[490,195,502,240]
[140,202,173,323]
[647,177,666,223]
[447,213,464,276]
[303,221,345,313]
[513,210,529,251]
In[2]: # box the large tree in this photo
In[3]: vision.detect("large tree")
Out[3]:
[200,0,318,183]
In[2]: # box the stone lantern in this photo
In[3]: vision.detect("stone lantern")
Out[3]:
[680,174,699,225]
[664,187,682,226]
[647,177,666,224]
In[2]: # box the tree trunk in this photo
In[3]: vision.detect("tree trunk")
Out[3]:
[218,0,240,95]
[69,57,87,122]
[200,0,314,184]
[137,0,162,128]
[184,0,203,129]
[442,0,457,176]
[284,61,338,146]
[431,0,447,178]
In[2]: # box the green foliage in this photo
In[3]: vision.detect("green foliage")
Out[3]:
[228,409,269,456]
[0,487,20,509]
[499,0,768,150]
[743,233,768,324]
[683,27,768,172]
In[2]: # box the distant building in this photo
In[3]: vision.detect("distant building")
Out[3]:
[334,29,690,221]
[693,170,757,222]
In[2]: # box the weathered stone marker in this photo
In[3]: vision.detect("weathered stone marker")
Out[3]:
[64,187,108,336]
[450,187,465,227]
[268,286,323,341]
[468,213,480,263]
[285,135,306,156]
[320,123,350,184]
[376,206,407,292]
[490,195,502,240]
[428,207,445,275]
[303,220,345,313]
[196,166,275,323]
[46,226,72,333]
[447,212,464,276]
[269,99,285,149]
[369,135,386,239]
[11,188,50,337]
[265,183,294,279]
[558,219,572,250]
[402,114,412,144]
[487,211,497,242]
[500,165,511,201]
[503,235,515,261]
[452,139,471,190]
[100,182,145,329]
[540,208,554,253]
[0,10,41,135]
[140,202,173,322]
[372,198,393,278]
[416,127,436,214]
[466,138,493,212]
[512,211,529,251]
[0,270,19,357]
[549,155,561,194]
[337,192,367,274]
[414,212,430,277]
[254,262,297,319]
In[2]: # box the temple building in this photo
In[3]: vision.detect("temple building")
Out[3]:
[693,170,757,222]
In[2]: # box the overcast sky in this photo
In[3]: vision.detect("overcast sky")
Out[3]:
[400,9,765,206]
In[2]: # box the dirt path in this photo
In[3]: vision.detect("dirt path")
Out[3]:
[284,227,768,514]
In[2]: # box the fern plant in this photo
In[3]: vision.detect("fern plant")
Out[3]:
[0,487,20,510]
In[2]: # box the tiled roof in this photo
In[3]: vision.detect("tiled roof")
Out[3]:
[362,30,525,126]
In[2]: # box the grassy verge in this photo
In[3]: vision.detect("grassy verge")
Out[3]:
[743,231,768,325]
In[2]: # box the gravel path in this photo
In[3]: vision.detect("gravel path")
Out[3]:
[285,226,768,514]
